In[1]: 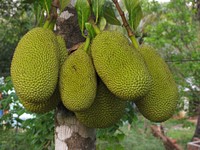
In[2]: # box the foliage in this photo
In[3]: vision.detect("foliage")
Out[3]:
[0,0,35,77]
[0,77,54,149]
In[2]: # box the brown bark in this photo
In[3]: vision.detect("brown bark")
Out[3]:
[55,2,96,150]
[197,0,200,21]
[192,108,200,141]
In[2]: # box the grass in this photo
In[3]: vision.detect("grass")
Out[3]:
[164,118,196,150]
[0,116,196,150]
[97,116,196,150]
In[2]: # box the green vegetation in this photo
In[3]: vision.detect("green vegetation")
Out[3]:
[135,45,179,122]
[91,31,152,100]
[75,81,126,128]
[59,44,97,111]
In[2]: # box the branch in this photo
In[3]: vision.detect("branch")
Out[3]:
[43,0,59,29]
[112,0,133,37]
[112,0,139,49]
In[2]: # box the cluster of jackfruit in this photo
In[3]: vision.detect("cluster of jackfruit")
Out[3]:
[11,27,178,128]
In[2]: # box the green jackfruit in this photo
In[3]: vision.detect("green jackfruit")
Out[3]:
[91,31,152,100]
[75,80,126,128]
[56,35,68,68]
[20,87,60,113]
[135,45,178,122]
[11,27,59,103]
[59,44,97,112]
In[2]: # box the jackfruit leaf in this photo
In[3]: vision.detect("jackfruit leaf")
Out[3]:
[123,0,143,30]
[59,0,70,12]
[103,2,121,26]
[75,0,91,37]
[42,0,52,15]
[85,23,96,39]
[91,0,106,23]
[98,17,107,31]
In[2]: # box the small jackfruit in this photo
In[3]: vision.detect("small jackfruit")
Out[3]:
[91,31,152,100]
[59,44,97,112]
[75,80,126,128]
[135,45,178,122]
[20,87,60,113]
[56,35,68,68]
[11,27,59,103]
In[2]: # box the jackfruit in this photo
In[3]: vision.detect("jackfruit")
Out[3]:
[20,87,60,113]
[135,45,178,122]
[91,31,152,100]
[56,35,68,67]
[59,44,97,111]
[75,80,126,128]
[11,27,59,103]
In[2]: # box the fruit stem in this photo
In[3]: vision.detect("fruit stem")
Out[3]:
[43,0,59,30]
[112,0,139,49]
[92,23,101,35]
[84,36,91,52]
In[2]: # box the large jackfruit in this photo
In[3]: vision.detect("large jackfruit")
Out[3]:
[59,44,97,112]
[11,27,59,103]
[75,80,126,128]
[135,45,178,122]
[91,31,152,100]
[20,87,60,113]
[56,35,68,68]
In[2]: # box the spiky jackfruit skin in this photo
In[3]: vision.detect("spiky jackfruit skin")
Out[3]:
[91,31,152,100]
[11,27,59,103]
[20,87,60,113]
[59,44,97,112]
[135,45,178,122]
[75,80,126,128]
[56,35,68,67]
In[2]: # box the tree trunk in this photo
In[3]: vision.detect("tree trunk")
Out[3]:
[55,2,96,149]
[197,0,200,21]
[55,104,96,150]
[192,107,200,141]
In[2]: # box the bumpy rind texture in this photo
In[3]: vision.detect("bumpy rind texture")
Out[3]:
[75,80,126,128]
[59,44,97,111]
[91,31,152,100]
[56,35,68,68]
[135,45,178,122]
[20,87,61,113]
[11,27,59,103]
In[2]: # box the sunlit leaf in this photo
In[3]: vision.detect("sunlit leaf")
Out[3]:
[123,0,143,30]
[91,0,105,23]
[59,0,70,12]
[85,23,96,39]
[75,0,91,37]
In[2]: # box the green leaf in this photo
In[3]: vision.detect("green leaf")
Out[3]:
[123,0,143,30]
[98,17,107,31]
[91,0,105,23]
[59,0,70,12]
[103,2,121,26]
[75,0,91,37]
[42,0,52,15]
[85,23,96,39]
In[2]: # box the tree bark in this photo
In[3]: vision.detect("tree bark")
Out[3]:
[192,107,200,141]
[197,0,200,21]
[55,2,96,149]
[55,104,96,150]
